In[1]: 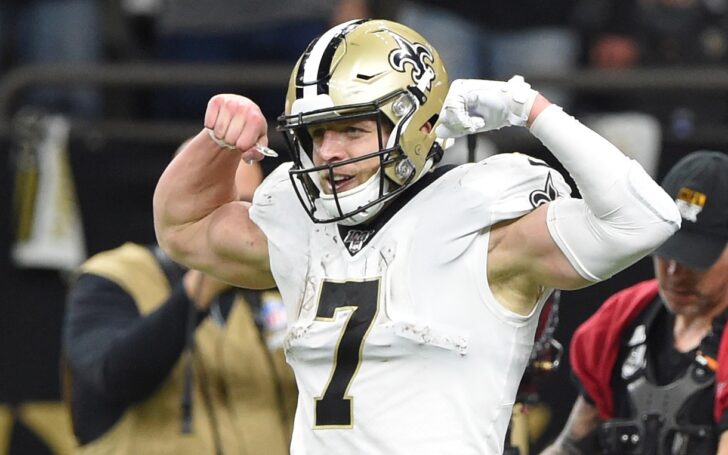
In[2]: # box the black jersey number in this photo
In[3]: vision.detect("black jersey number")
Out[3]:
[314,279,380,428]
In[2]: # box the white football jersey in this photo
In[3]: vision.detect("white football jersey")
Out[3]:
[250,153,571,455]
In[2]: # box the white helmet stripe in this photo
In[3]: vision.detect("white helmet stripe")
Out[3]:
[300,19,363,100]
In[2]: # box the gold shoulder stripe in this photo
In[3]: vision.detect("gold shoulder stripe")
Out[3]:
[81,243,171,314]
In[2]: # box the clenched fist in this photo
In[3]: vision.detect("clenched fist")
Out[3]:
[204,94,270,163]
[435,75,539,138]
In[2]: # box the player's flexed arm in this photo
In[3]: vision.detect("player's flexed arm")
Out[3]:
[153,95,274,289]
[436,77,681,312]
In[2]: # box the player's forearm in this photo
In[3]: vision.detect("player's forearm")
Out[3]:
[153,130,240,261]
[530,104,651,215]
[529,105,681,281]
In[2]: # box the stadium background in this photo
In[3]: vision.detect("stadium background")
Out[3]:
[1,1,727,453]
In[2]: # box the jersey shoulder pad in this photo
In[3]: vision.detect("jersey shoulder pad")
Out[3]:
[252,162,294,206]
[249,161,309,245]
[80,243,169,313]
[461,153,572,223]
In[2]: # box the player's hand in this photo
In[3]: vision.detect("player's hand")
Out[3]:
[204,94,269,164]
[435,75,539,138]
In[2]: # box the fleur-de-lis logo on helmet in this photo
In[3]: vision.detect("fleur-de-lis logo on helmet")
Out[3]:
[388,33,435,92]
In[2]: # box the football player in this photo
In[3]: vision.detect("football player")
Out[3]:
[153,19,681,454]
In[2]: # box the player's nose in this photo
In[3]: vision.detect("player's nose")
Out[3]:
[316,131,347,163]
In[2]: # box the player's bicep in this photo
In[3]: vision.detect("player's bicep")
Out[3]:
[200,201,274,289]
[495,203,592,291]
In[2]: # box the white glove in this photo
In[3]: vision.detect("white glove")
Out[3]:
[435,75,539,138]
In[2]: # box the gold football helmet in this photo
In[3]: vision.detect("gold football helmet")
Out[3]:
[277,19,449,224]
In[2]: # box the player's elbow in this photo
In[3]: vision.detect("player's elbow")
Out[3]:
[607,219,678,266]
[593,159,682,252]
[659,194,682,237]
[153,216,196,269]
[155,223,192,265]
[153,188,190,261]
[548,194,681,283]
[639,205,681,253]
[153,209,175,257]
[620,163,682,251]
[587,209,681,280]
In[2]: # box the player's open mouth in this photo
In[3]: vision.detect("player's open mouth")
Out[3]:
[325,174,356,193]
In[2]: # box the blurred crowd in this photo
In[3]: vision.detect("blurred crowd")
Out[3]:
[1,0,727,174]
[2,0,728,124]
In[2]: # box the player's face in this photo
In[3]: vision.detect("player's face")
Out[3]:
[309,118,390,195]
[654,244,728,318]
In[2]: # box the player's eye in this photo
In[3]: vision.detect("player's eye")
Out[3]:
[308,127,326,143]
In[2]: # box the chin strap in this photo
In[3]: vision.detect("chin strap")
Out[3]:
[427,140,444,166]
[413,140,444,181]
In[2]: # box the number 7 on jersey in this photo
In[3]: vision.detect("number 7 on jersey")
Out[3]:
[314,279,380,428]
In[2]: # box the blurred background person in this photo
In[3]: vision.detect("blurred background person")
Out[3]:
[395,0,580,166]
[541,151,728,454]
[572,0,728,179]
[62,157,296,454]
[506,291,565,455]
[396,0,579,99]
[151,0,370,122]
